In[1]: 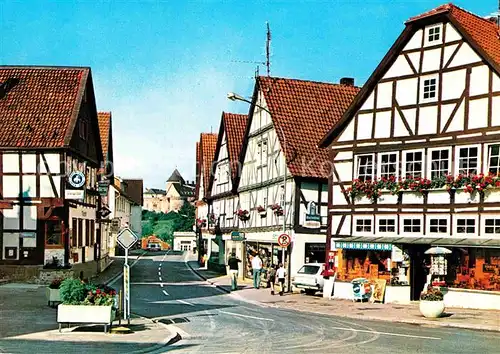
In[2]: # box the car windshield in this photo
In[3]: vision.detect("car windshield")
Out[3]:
[297,265,320,275]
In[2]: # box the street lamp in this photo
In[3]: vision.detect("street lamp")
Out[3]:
[227,92,287,266]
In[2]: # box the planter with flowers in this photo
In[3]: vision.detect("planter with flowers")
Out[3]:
[256,205,267,218]
[46,278,64,307]
[57,278,117,332]
[235,209,250,222]
[196,218,207,229]
[270,204,284,216]
[399,177,430,204]
[419,287,445,318]
[208,213,217,226]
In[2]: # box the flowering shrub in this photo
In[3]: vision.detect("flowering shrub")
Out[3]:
[420,287,444,301]
[60,278,117,307]
[347,173,500,202]
[49,277,64,289]
[235,209,250,221]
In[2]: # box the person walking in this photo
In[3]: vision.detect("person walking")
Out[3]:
[269,265,277,295]
[277,263,286,296]
[227,253,241,291]
[251,253,262,289]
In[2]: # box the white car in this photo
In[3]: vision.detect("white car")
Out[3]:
[292,263,325,295]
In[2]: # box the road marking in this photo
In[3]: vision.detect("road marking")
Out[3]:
[329,326,441,340]
[160,263,162,266]
[158,271,161,276]
[160,283,164,287]
[176,299,194,306]
[162,289,169,296]
[219,310,274,322]
[159,277,162,281]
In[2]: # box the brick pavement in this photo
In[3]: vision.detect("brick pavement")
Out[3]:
[186,253,500,332]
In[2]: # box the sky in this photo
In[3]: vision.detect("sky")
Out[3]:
[0,0,496,189]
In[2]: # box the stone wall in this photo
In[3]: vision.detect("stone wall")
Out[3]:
[37,269,74,285]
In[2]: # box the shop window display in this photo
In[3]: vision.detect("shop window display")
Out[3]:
[337,250,391,282]
[449,248,500,291]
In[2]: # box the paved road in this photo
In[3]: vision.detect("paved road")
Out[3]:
[125,251,500,354]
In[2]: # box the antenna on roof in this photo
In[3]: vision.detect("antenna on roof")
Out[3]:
[265,21,271,76]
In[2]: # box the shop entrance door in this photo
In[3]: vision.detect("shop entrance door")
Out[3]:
[409,245,430,301]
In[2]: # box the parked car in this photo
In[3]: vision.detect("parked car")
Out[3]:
[147,243,161,252]
[291,263,325,295]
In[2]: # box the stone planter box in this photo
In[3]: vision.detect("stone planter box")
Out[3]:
[427,188,450,204]
[484,187,500,203]
[402,191,424,204]
[454,191,479,204]
[46,287,61,307]
[419,300,445,318]
[57,304,115,332]
[378,191,398,204]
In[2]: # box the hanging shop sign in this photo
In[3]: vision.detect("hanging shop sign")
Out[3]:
[98,180,110,196]
[68,171,86,188]
[231,231,245,242]
[65,189,85,200]
[303,201,321,229]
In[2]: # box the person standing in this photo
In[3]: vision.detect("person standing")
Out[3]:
[277,263,286,296]
[227,253,241,291]
[251,254,262,289]
[269,265,277,295]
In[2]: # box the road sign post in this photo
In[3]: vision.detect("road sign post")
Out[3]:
[117,227,138,326]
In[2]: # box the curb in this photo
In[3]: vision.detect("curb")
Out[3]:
[269,302,500,333]
[185,259,231,294]
[128,313,182,354]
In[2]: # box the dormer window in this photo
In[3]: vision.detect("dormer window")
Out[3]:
[428,25,441,42]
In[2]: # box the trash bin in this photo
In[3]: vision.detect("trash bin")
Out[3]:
[351,278,371,302]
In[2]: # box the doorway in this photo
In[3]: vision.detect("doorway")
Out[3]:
[408,245,431,301]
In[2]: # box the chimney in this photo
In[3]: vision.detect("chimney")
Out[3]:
[340,77,354,86]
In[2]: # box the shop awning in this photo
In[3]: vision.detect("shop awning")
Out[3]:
[334,241,392,251]
[336,236,500,248]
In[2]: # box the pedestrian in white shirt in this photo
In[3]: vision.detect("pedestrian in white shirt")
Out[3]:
[251,254,262,289]
[277,263,286,295]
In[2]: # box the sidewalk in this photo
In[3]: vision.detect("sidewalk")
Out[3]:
[0,253,176,353]
[186,255,500,332]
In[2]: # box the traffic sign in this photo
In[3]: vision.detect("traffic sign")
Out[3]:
[117,227,138,250]
[277,233,291,248]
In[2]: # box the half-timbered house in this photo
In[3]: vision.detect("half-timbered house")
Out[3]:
[237,76,360,278]
[194,133,217,261]
[319,4,500,308]
[0,66,105,279]
[206,112,247,271]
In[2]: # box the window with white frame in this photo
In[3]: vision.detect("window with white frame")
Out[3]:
[429,218,448,233]
[429,148,450,178]
[487,144,500,175]
[258,139,268,166]
[378,219,395,233]
[422,77,437,100]
[457,218,476,234]
[355,219,372,233]
[356,154,374,181]
[457,146,479,175]
[404,150,423,178]
[484,218,500,235]
[427,25,441,42]
[403,219,421,233]
[378,152,398,179]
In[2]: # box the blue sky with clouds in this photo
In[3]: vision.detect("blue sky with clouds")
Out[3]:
[0,0,494,188]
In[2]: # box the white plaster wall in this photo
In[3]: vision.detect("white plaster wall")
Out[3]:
[418,106,438,135]
[468,98,488,129]
[335,161,352,182]
[377,82,392,109]
[356,113,373,140]
[395,78,418,106]
[422,48,441,73]
[445,23,461,42]
[383,55,413,79]
[470,65,489,96]
[442,69,466,101]
[338,120,355,142]
[332,186,348,206]
[448,43,482,68]
[290,232,325,275]
[374,111,391,138]
[492,96,500,126]
[444,289,500,310]
[403,29,422,51]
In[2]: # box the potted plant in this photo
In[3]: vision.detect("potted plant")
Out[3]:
[257,205,267,217]
[57,278,117,332]
[270,204,284,216]
[235,209,250,222]
[419,287,445,318]
[46,277,63,307]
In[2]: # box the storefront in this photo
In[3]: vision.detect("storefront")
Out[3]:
[244,241,288,280]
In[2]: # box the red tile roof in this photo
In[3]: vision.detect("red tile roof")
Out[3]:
[199,133,218,198]
[98,112,111,159]
[223,112,248,180]
[407,3,500,66]
[0,66,88,148]
[257,76,360,179]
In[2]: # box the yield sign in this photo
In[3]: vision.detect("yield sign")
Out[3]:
[117,227,138,249]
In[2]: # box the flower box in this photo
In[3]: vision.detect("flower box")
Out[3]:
[57,304,115,332]
[353,195,372,205]
[259,211,267,218]
[419,300,445,318]
[46,287,61,307]
[427,188,450,204]
[402,191,424,204]
[484,187,500,203]
[378,191,398,204]
[454,191,479,204]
